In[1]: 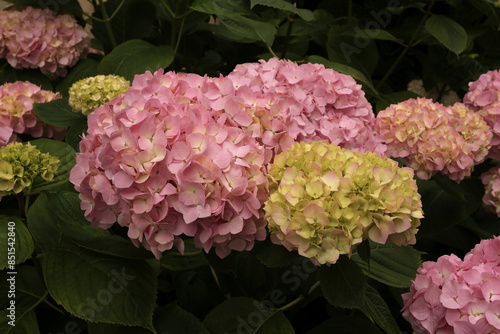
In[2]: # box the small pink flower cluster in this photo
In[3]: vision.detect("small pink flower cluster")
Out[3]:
[375,98,492,182]
[0,81,64,147]
[480,165,500,217]
[402,235,500,333]
[464,69,500,160]
[70,70,270,259]
[227,58,386,156]
[0,6,90,77]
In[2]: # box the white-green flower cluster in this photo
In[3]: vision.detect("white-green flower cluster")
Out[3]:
[264,141,423,265]
[69,75,130,115]
[0,142,59,197]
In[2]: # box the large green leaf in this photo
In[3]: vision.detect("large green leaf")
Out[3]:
[33,98,85,128]
[28,139,76,194]
[250,0,313,21]
[318,256,366,310]
[0,216,34,270]
[219,15,277,47]
[417,176,483,237]
[43,239,157,331]
[56,59,99,96]
[203,297,294,334]
[154,303,210,334]
[161,239,208,271]
[351,242,422,288]
[97,40,174,82]
[362,285,400,334]
[0,309,39,334]
[425,15,468,55]
[190,0,253,16]
[307,315,384,334]
[27,192,153,259]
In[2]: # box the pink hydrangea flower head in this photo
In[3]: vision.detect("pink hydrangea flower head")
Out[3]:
[70,69,269,259]
[402,235,500,333]
[481,165,500,218]
[464,69,500,159]
[227,58,386,156]
[0,81,64,146]
[375,98,491,182]
[264,141,422,266]
[0,6,90,77]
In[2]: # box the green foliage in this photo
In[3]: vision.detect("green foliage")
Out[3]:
[1,1,500,333]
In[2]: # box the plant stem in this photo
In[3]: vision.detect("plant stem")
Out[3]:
[99,0,117,48]
[17,194,25,219]
[210,265,230,299]
[85,0,127,23]
[376,1,434,90]
[278,280,321,312]
[347,0,353,25]
[173,16,186,56]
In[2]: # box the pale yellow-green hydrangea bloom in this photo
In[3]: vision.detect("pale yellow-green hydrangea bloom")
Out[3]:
[0,142,60,198]
[264,141,423,266]
[68,75,130,115]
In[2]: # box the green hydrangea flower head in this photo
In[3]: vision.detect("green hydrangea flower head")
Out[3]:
[68,74,130,115]
[264,141,423,265]
[0,142,60,197]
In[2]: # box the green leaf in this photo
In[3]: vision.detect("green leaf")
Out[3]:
[87,322,151,334]
[425,15,468,55]
[0,216,34,270]
[97,40,174,82]
[0,309,39,334]
[252,238,303,268]
[362,285,400,334]
[307,314,384,334]
[154,303,210,334]
[28,139,76,194]
[376,91,419,112]
[351,242,422,288]
[319,256,366,309]
[203,297,294,334]
[43,239,157,331]
[0,60,53,91]
[27,192,153,259]
[219,15,277,47]
[417,177,483,237]
[161,239,208,271]
[250,0,313,21]
[33,98,85,127]
[307,55,379,98]
[56,59,99,96]
[190,0,253,16]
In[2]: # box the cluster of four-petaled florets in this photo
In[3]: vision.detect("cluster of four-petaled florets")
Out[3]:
[402,235,500,333]
[68,59,405,262]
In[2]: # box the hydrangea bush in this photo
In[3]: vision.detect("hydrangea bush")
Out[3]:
[402,235,500,333]
[464,69,500,160]
[0,6,90,77]
[1,1,499,333]
[0,142,59,198]
[70,70,270,258]
[264,141,422,265]
[375,98,492,182]
[68,74,130,115]
[0,81,64,146]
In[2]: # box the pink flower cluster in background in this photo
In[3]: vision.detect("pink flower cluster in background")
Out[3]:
[70,70,270,259]
[402,235,500,333]
[375,98,492,182]
[227,58,386,156]
[0,81,64,146]
[464,69,500,160]
[0,6,90,77]
[481,165,500,218]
